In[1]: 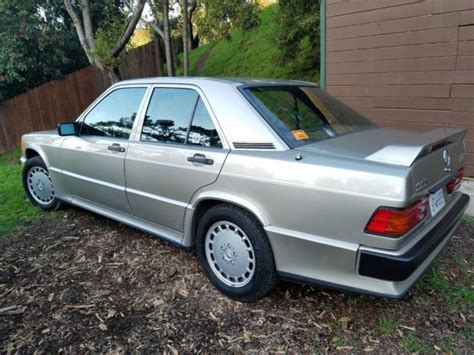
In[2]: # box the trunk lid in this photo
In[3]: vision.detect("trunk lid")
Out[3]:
[296,127,466,168]
[297,127,467,202]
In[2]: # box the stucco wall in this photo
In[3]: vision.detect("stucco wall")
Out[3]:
[325,0,474,176]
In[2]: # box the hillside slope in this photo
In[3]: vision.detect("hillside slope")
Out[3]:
[181,5,319,82]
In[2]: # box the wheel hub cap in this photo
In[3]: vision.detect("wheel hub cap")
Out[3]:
[205,221,255,287]
[27,166,54,205]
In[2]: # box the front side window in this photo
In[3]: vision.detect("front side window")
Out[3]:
[141,88,222,148]
[244,86,376,147]
[81,87,146,139]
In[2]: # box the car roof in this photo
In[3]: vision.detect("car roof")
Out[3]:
[115,76,318,88]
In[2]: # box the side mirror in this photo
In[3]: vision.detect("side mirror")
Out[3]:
[58,122,79,136]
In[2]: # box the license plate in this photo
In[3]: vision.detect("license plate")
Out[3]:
[429,188,446,217]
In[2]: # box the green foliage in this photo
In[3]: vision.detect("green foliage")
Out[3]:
[93,12,128,68]
[0,149,42,237]
[277,0,321,70]
[0,0,88,101]
[179,5,319,82]
[196,0,260,41]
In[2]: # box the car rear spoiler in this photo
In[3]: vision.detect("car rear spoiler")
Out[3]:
[365,128,466,167]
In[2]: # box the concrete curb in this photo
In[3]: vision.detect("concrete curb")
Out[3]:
[460,178,474,216]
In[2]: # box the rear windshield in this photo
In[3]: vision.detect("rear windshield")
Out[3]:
[243,85,376,147]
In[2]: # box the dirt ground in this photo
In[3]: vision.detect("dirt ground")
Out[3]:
[0,208,472,353]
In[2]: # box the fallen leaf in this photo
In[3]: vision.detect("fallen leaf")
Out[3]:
[339,316,352,329]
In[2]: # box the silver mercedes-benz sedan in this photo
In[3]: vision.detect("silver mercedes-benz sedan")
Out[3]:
[20,77,469,301]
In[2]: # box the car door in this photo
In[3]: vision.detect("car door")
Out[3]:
[60,86,148,213]
[125,85,230,232]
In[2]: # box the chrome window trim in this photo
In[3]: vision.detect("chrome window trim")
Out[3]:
[74,84,151,141]
[238,83,319,149]
[134,83,230,150]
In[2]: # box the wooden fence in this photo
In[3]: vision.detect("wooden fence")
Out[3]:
[0,40,163,154]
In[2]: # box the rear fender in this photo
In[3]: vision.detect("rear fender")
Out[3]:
[182,191,270,247]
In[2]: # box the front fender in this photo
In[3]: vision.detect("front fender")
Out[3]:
[24,143,51,168]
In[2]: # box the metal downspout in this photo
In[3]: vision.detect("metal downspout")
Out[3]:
[320,0,326,89]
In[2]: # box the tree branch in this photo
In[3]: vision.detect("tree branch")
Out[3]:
[110,0,147,58]
[63,0,90,60]
[150,21,165,40]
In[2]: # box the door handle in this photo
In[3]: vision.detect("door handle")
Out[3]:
[108,143,125,153]
[187,154,214,165]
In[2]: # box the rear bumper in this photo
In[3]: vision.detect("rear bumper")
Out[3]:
[267,192,469,298]
[359,193,470,282]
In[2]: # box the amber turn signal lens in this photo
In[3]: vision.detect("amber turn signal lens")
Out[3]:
[365,198,428,237]
[447,168,464,194]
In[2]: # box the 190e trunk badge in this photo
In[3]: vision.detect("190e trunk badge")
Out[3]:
[443,149,451,172]
[415,178,428,192]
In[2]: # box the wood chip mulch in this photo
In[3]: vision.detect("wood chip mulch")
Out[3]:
[0,208,472,353]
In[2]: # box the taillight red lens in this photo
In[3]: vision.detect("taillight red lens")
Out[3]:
[447,168,464,194]
[365,198,428,237]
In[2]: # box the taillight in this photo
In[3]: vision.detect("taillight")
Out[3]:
[365,198,428,237]
[447,167,464,194]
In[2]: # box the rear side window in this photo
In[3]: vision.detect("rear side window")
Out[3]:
[141,88,198,144]
[141,88,222,148]
[81,87,146,139]
[187,98,222,148]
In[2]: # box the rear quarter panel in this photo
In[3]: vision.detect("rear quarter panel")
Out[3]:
[192,150,411,250]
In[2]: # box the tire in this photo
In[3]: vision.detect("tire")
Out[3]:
[196,204,278,301]
[22,156,61,211]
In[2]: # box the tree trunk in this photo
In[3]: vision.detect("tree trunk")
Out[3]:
[106,66,122,84]
[162,0,175,77]
[191,34,200,49]
[155,39,165,77]
[182,0,190,76]
[188,1,199,49]
[65,0,145,85]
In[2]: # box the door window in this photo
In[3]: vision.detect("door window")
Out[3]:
[81,87,147,139]
[187,98,222,148]
[141,88,198,144]
[141,88,222,148]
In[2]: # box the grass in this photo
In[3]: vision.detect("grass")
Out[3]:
[462,214,474,223]
[436,337,457,353]
[331,336,349,348]
[177,5,319,82]
[378,315,398,334]
[0,149,43,237]
[399,334,430,354]
[419,260,450,291]
[419,257,474,313]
